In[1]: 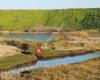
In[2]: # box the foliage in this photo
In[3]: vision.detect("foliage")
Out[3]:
[0,8,99,30]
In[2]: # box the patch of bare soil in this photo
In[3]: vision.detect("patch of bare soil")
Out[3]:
[0,44,21,57]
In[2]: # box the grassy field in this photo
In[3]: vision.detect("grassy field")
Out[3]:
[0,8,99,30]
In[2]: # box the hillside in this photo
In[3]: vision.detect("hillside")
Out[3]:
[0,8,100,30]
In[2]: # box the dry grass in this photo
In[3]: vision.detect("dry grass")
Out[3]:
[51,30,100,51]
[20,58,100,80]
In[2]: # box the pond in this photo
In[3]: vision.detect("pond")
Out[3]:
[0,33,52,41]
[9,51,100,74]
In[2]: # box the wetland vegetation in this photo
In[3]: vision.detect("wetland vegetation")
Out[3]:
[0,8,99,31]
[0,8,100,80]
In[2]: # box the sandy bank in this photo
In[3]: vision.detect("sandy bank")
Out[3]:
[0,44,21,57]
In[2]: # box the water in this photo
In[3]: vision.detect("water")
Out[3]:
[1,33,99,74]
[0,33,52,41]
[9,51,100,74]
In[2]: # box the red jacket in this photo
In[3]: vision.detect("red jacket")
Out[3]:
[36,48,43,56]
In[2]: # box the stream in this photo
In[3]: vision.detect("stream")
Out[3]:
[9,51,100,74]
[0,33,99,74]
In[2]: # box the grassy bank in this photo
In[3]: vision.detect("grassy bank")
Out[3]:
[0,54,37,71]
[39,48,94,59]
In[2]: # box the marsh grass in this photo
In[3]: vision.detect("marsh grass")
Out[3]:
[0,54,37,70]
[19,58,100,80]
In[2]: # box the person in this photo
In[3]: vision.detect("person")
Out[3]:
[36,48,43,56]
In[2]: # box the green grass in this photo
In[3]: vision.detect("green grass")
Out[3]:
[42,49,69,58]
[40,48,91,59]
[0,54,37,70]
[0,8,99,30]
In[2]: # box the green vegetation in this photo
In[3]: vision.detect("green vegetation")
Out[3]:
[0,8,99,30]
[0,54,37,70]
[41,48,93,59]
